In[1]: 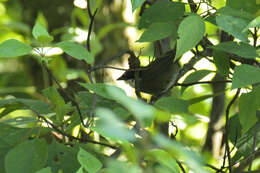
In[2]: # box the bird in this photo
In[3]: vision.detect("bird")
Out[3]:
[117,50,180,96]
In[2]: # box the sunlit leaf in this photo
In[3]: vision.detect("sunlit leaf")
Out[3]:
[181,70,212,93]
[0,39,32,58]
[131,0,145,12]
[32,23,53,43]
[243,16,260,32]
[176,15,205,58]
[211,41,258,59]
[36,167,52,173]
[216,15,248,42]
[93,108,136,142]
[56,41,94,64]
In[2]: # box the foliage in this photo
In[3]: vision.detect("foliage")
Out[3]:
[0,0,260,173]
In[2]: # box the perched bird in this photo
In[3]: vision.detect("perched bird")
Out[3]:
[117,50,180,96]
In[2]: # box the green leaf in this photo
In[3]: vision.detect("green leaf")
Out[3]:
[155,97,189,114]
[226,0,260,15]
[211,41,258,59]
[0,39,32,58]
[231,120,260,162]
[0,98,51,118]
[77,147,102,173]
[217,6,255,21]
[78,83,114,100]
[239,92,258,133]
[243,16,260,32]
[239,86,260,133]
[105,85,155,127]
[131,0,145,12]
[138,1,185,29]
[153,134,209,173]
[216,15,249,42]
[213,50,230,77]
[232,64,260,89]
[145,149,179,173]
[79,83,155,127]
[104,160,142,173]
[56,41,94,64]
[42,87,73,122]
[47,141,79,173]
[137,22,176,42]
[93,108,136,142]
[36,167,52,173]
[0,123,30,147]
[176,15,205,58]
[181,70,212,93]
[5,139,48,173]
[32,23,53,43]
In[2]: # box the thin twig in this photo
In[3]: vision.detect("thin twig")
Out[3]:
[85,0,98,126]
[41,61,86,128]
[177,80,232,87]
[177,160,186,173]
[222,88,241,172]
[37,113,118,149]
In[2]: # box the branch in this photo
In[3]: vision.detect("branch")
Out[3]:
[85,0,98,126]
[41,61,86,128]
[37,113,118,149]
[177,80,231,87]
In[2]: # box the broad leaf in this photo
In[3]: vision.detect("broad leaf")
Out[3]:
[155,97,189,114]
[243,16,260,32]
[32,23,53,43]
[137,22,176,42]
[226,0,259,15]
[93,108,136,142]
[216,15,249,42]
[77,147,102,173]
[105,85,155,127]
[79,83,155,127]
[103,160,142,173]
[0,98,51,118]
[145,149,179,173]
[47,141,79,173]
[36,167,52,173]
[239,86,260,133]
[239,92,258,133]
[211,41,258,59]
[57,41,94,64]
[176,15,205,58]
[0,39,32,58]
[5,139,48,173]
[153,134,209,173]
[138,1,184,29]
[42,87,73,122]
[131,0,145,12]
[213,50,230,77]
[232,64,260,89]
[181,70,212,93]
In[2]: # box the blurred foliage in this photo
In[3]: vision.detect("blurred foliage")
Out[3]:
[0,0,260,173]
